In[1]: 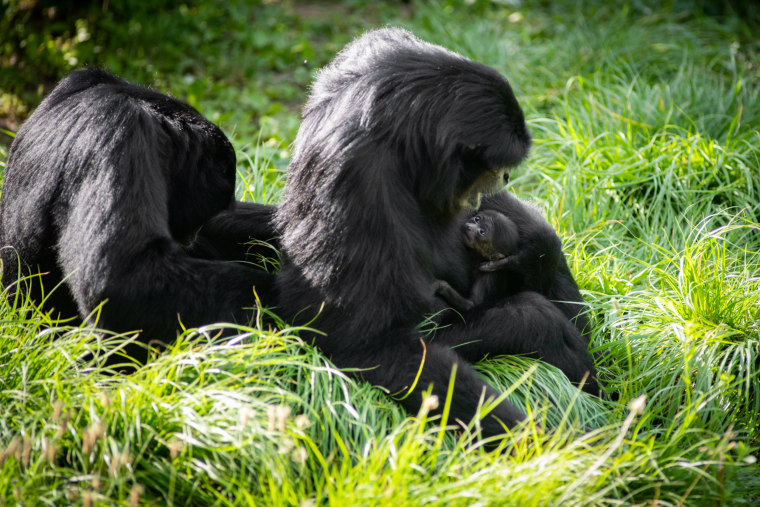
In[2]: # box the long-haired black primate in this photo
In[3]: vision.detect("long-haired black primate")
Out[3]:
[0,69,277,360]
[276,28,597,436]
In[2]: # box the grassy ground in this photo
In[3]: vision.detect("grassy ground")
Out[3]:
[1,0,759,504]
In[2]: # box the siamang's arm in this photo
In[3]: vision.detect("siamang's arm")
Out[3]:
[433,291,599,396]
[187,201,279,263]
[467,274,495,307]
[433,279,474,311]
[478,255,517,273]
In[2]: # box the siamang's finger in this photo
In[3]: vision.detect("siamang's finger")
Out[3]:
[479,257,512,272]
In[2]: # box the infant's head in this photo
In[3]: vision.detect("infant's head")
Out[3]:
[463,210,519,261]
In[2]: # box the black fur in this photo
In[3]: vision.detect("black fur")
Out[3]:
[275,28,594,436]
[478,192,591,337]
[465,210,520,261]
[434,208,521,310]
[0,68,277,358]
[434,191,598,395]
[445,195,592,332]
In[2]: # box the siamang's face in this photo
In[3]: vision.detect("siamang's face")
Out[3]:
[452,143,514,211]
[457,167,511,210]
[463,212,500,259]
[463,210,518,260]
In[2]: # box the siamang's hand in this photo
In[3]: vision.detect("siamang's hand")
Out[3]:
[479,255,518,273]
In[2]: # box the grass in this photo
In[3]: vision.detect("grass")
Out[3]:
[1,0,760,504]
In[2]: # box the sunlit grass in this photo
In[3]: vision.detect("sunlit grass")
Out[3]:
[0,299,755,504]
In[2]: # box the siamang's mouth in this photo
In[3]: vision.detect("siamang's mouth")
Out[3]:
[456,192,481,212]
[456,168,511,212]
[462,221,479,247]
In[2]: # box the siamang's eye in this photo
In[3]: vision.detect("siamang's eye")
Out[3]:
[479,229,485,236]
[473,215,481,223]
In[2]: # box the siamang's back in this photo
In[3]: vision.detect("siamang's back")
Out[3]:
[0,68,237,324]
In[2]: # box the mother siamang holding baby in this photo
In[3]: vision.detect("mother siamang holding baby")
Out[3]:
[277,28,597,435]
[0,28,597,438]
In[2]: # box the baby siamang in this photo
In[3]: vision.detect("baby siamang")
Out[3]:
[0,68,277,360]
[433,209,520,310]
[276,28,597,437]
[477,191,592,340]
[434,195,597,395]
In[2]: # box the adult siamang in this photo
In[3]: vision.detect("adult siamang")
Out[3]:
[276,28,597,437]
[0,68,277,359]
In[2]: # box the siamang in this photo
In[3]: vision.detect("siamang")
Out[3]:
[439,195,591,331]
[478,191,592,339]
[0,68,277,359]
[433,193,598,395]
[434,208,521,311]
[276,28,597,437]
[465,210,520,266]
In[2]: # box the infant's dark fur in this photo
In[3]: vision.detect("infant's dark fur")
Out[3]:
[434,209,520,310]
[433,191,599,395]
